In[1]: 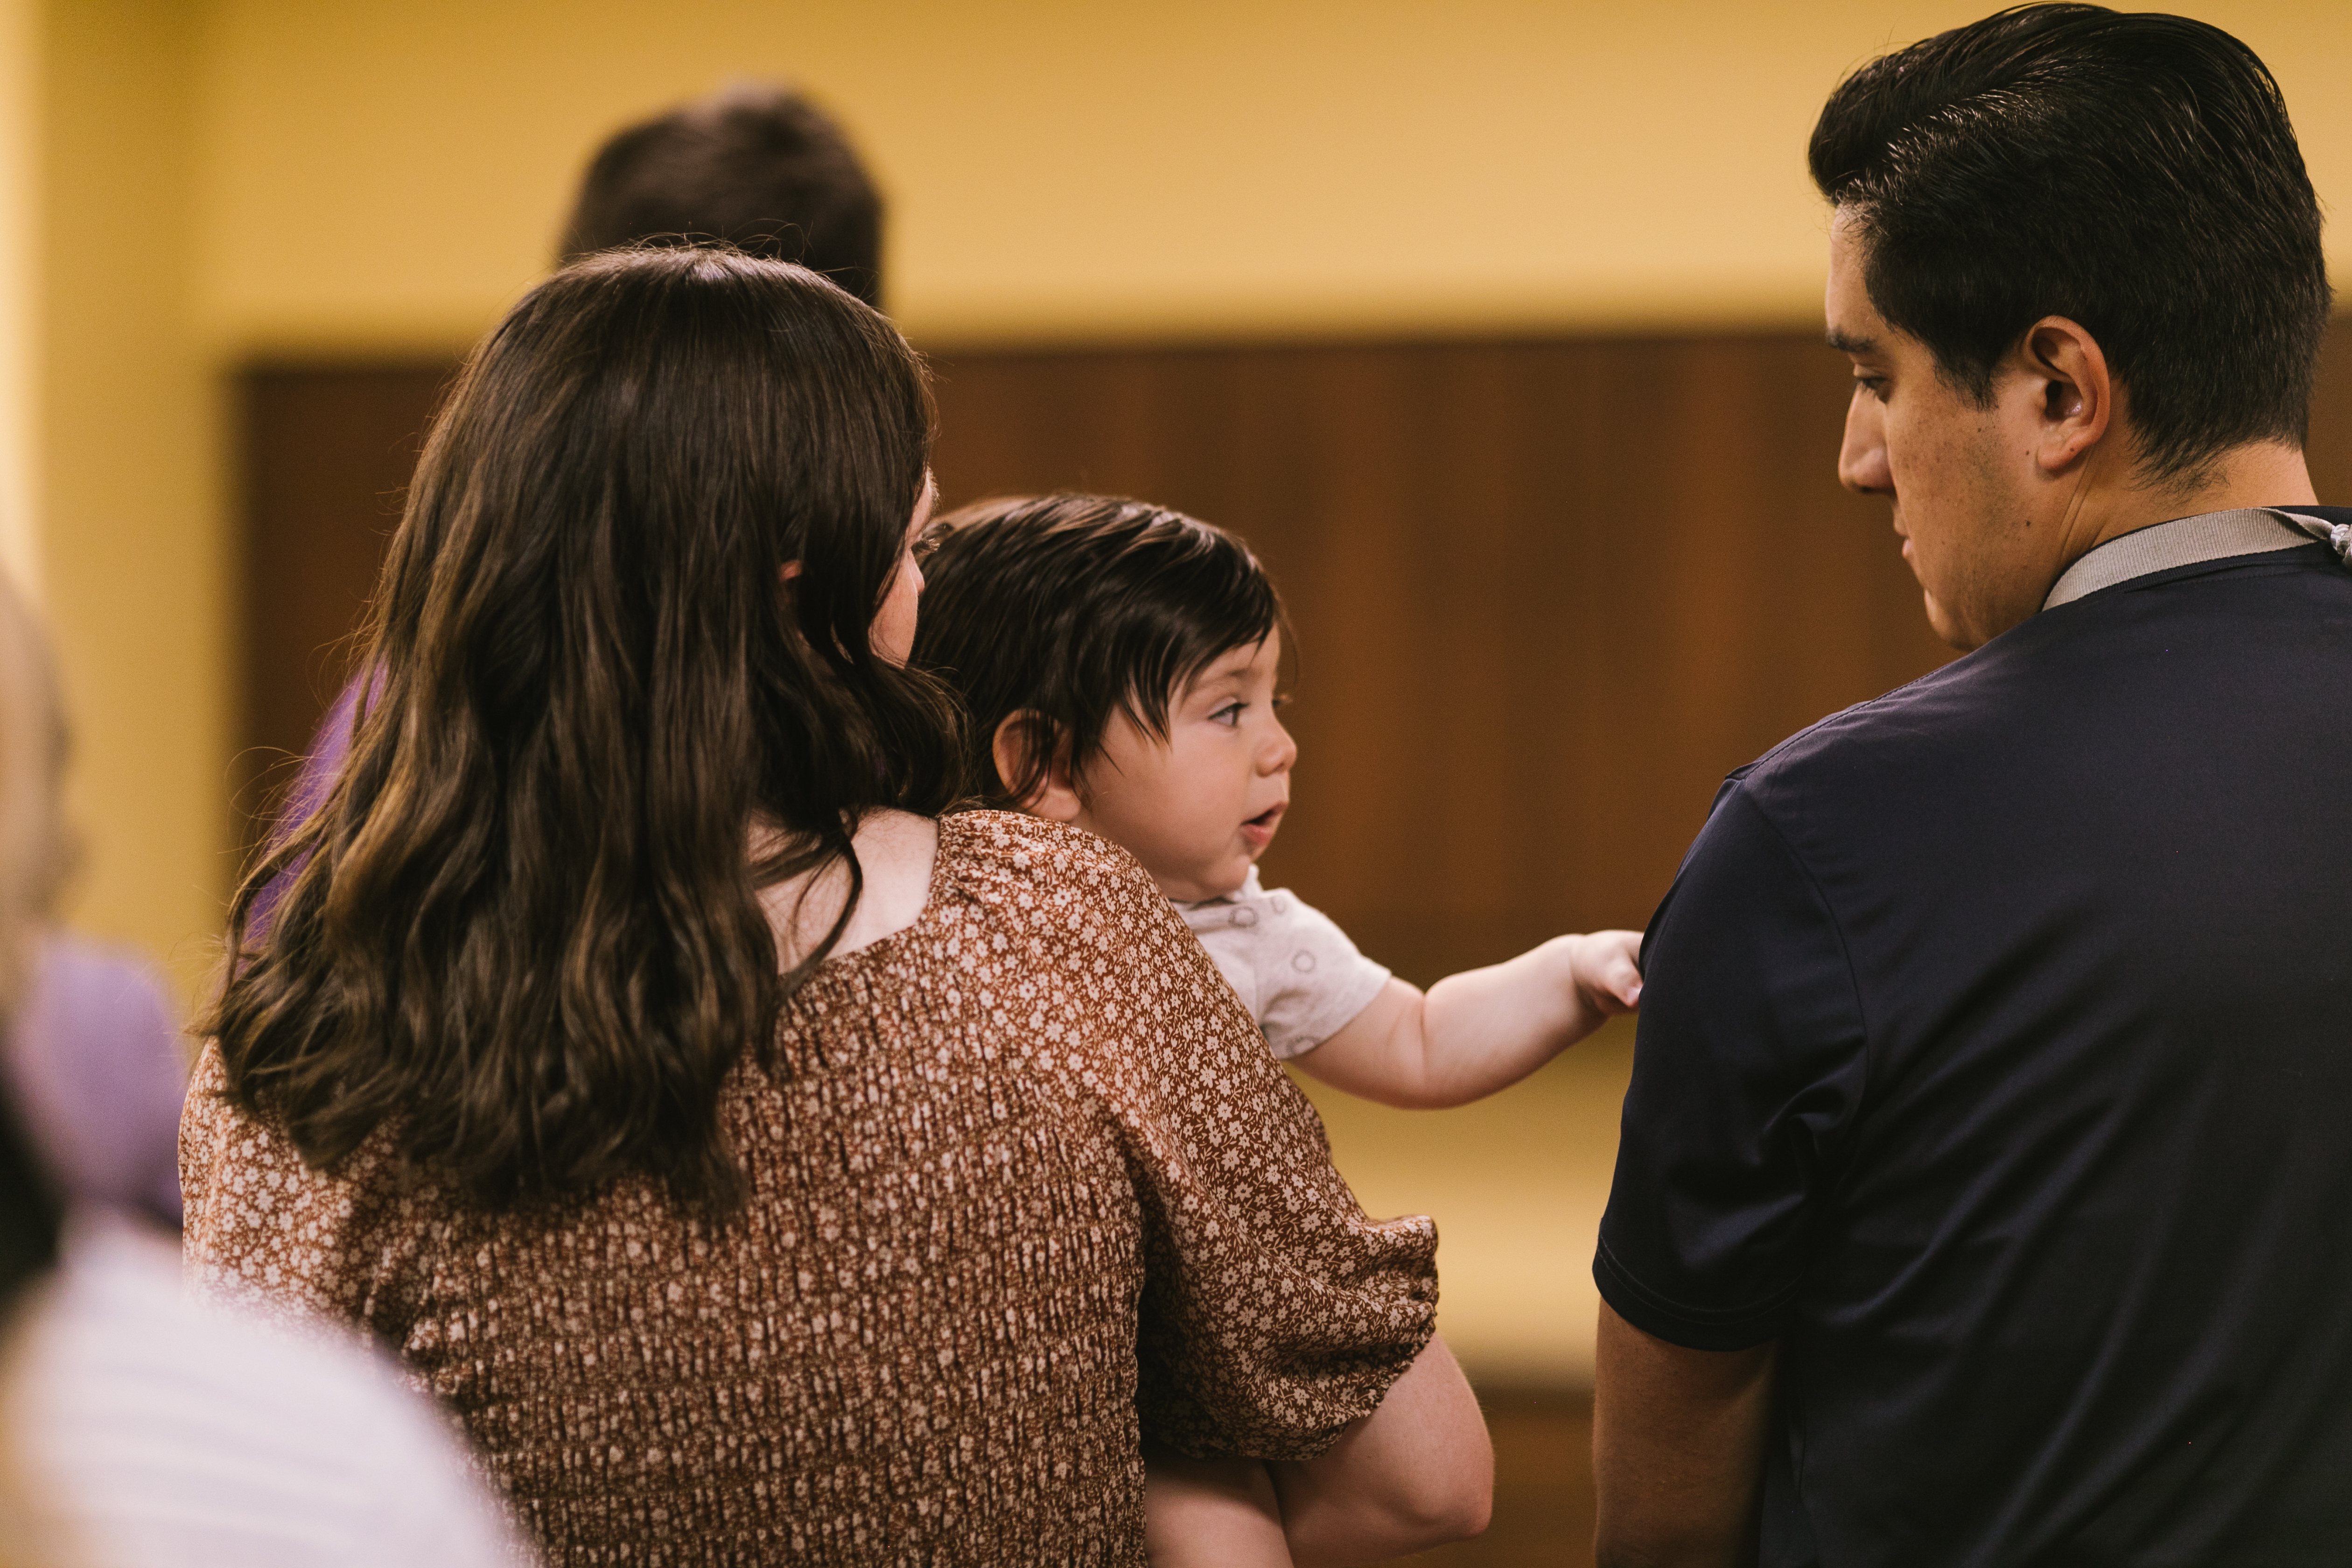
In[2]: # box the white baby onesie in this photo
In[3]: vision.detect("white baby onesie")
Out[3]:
[1174,866,1392,1059]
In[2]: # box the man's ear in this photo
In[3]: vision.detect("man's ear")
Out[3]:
[991,711,1084,822]
[2020,315,2114,476]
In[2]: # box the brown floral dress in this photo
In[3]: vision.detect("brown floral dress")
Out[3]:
[182,813,1438,1566]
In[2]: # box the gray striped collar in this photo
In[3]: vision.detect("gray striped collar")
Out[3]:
[2042,508,2340,612]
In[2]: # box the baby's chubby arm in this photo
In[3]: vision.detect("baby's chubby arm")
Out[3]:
[1295,930,1643,1109]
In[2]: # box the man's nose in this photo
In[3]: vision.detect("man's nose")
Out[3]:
[1838,385,1893,495]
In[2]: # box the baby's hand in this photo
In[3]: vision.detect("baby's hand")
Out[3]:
[1572,930,1645,1015]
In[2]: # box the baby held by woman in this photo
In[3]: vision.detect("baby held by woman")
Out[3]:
[913,495,1643,1567]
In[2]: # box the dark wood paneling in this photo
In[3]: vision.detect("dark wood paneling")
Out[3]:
[2303,327,2352,499]
[242,326,2352,982]
[236,363,454,827]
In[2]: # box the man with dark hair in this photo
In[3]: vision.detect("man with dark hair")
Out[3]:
[1591,7,2352,1564]
[557,81,883,306]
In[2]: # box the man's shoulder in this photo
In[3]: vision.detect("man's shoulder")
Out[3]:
[1736,653,1992,809]
[1746,542,2352,803]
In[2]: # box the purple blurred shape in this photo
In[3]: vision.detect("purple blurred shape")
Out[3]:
[248,669,366,942]
[2,935,189,1228]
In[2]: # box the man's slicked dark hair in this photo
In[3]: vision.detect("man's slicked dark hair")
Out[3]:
[560,82,883,307]
[1810,4,2331,483]
[911,496,1284,812]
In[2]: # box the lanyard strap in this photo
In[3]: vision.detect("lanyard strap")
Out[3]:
[2041,508,2346,611]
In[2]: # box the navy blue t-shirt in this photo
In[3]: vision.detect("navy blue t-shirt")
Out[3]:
[1597,530,2352,1566]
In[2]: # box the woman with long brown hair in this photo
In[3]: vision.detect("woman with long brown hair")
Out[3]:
[183,248,1487,1566]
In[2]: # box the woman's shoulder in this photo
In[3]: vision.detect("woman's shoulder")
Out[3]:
[929,812,1184,942]
[936,812,1155,899]
[179,1043,420,1333]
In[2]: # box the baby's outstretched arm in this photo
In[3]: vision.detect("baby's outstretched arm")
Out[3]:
[1295,930,1643,1108]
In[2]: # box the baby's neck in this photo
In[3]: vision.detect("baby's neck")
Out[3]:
[1150,866,1254,905]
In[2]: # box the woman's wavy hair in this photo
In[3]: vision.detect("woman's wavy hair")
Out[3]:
[206,246,961,1210]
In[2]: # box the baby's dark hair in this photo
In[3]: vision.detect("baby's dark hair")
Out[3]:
[913,494,1284,811]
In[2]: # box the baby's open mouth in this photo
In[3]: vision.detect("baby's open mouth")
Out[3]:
[1241,805,1285,847]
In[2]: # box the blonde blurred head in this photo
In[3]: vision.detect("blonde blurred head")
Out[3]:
[0,571,75,1568]
[0,574,70,1022]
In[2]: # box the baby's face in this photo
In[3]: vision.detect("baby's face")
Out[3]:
[1071,632,1295,902]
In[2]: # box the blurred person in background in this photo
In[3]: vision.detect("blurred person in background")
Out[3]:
[0,533,184,1232]
[0,541,187,1232]
[1592,8,2352,1566]
[2,938,187,1231]
[0,573,525,1567]
[257,79,884,938]
[186,248,1489,1567]
[558,79,884,304]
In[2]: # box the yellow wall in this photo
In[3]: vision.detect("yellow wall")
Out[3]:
[42,0,224,1002]
[0,0,34,590]
[191,0,2352,355]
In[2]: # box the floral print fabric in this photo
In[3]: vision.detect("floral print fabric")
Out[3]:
[182,812,1437,1567]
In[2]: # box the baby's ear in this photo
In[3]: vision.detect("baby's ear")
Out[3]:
[991,711,1083,821]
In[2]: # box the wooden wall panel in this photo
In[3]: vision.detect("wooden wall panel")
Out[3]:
[236,363,454,826]
[244,324,2352,983]
[2301,328,2352,500]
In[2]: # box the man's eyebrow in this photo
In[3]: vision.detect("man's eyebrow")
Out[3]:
[1826,328,1877,355]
